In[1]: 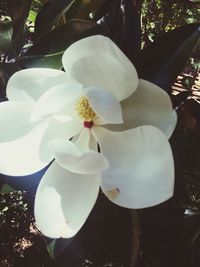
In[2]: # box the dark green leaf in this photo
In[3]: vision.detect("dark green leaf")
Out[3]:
[45,237,73,259]
[34,0,78,41]
[18,52,63,69]
[134,23,200,91]
[95,0,142,61]
[27,19,107,55]
[0,20,13,52]
[7,0,32,55]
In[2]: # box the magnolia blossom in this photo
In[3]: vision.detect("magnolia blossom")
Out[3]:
[0,35,176,238]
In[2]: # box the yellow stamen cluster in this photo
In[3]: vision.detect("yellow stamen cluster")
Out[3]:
[76,96,96,121]
[106,188,120,199]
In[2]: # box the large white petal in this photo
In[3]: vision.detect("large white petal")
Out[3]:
[7,68,70,103]
[34,161,100,238]
[48,137,108,174]
[62,35,138,101]
[0,101,34,142]
[85,86,123,124]
[109,79,177,138]
[92,126,174,209]
[0,122,51,176]
[39,116,83,162]
[31,83,83,122]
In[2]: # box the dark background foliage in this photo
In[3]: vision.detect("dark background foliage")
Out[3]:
[0,0,200,266]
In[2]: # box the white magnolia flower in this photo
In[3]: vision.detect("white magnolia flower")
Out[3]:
[0,35,176,238]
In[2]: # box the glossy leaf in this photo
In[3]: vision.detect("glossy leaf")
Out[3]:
[134,23,200,91]
[27,19,106,55]
[34,0,77,41]
[18,52,63,69]
[7,0,32,54]
[0,20,13,52]
[94,0,142,61]
[45,237,73,259]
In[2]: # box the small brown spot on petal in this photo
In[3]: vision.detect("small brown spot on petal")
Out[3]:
[106,187,120,199]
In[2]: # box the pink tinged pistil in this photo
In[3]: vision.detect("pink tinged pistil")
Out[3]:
[84,120,94,129]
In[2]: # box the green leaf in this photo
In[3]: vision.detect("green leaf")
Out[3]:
[1,183,16,193]
[28,10,37,23]
[27,19,106,55]
[134,23,200,92]
[0,20,13,52]
[34,0,78,41]
[7,0,32,54]
[47,239,56,259]
[18,52,63,69]
[45,237,72,259]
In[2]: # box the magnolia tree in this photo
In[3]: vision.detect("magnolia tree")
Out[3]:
[0,0,199,266]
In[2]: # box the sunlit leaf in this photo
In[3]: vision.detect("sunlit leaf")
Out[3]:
[0,183,16,193]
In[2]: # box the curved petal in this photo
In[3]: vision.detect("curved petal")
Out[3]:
[31,83,83,122]
[39,116,83,162]
[48,137,109,174]
[34,161,100,238]
[85,86,123,124]
[62,35,138,101]
[108,79,177,138]
[0,122,51,176]
[92,126,174,209]
[0,101,34,142]
[7,68,70,103]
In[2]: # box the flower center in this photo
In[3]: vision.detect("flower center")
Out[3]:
[76,96,96,127]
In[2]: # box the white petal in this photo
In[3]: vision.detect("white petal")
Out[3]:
[0,101,34,142]
[6,68,70,103]
[109,79,177,138]
[62,35,138,101]
[39,116,83,162]
[85,86,123,124]
[92,126,174,209]
[48,137,109,174]
[31,83,83,122]
[34,161,100,238]
[0,122,51,176]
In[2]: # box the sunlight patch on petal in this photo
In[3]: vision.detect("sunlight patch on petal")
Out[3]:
[0,122,51,176]
[0,101,34,142]
[7,68,70,103]
[34,162,100,238]
[31,83,83,122]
